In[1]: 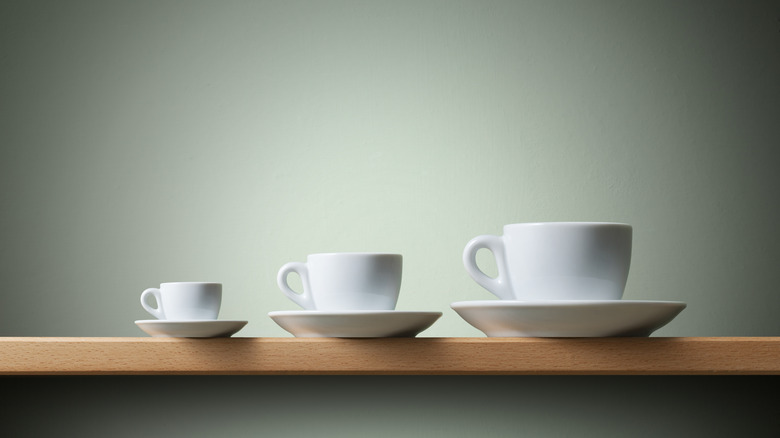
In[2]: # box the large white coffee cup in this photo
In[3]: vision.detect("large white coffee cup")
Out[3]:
[463,222,632,301]
[140,282,222,320]
[277,253,402,311]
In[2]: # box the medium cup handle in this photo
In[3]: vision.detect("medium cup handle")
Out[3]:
[277,262,314,310]
[140,288,165,319]
[463,234,514,300]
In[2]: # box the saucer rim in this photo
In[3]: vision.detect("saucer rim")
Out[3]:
[134,320,248,338]
[450,300,686,337]
[451,300,686,308]
[134,319,248,325]
[268,311,442,338]
[268,310,443,317]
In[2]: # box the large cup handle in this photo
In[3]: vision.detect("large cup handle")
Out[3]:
[463,235,514,300]
[140,288,165,319]
[277,262,314,310]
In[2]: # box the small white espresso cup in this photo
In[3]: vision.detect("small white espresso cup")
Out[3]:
[463,222,632,301]
[277,253,402,311]
[140,282,222,320]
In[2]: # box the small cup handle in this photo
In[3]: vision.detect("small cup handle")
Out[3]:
[277,262,314,310]
[140,288,165,319]
[463,234,514,300]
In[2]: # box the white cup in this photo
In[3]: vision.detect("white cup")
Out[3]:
[277,253,402,311]
[463,222,632,301]
[140,282,222,320]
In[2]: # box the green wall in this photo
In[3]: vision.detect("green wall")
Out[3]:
[2,0,779,436]
[2,0,779,338]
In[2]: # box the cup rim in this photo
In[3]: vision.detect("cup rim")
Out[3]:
[160,282,222,286]
[504,222,631,228]
[306,252,402,257]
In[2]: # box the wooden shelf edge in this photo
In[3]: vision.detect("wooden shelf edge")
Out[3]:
[1,337,779,375]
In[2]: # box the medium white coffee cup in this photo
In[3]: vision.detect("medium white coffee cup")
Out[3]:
[140,282,222,320]
[463,222,632,301]
[277,253,402,311]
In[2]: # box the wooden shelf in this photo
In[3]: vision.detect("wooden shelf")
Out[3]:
[1,337,778,375]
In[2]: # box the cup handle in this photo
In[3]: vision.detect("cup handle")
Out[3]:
[463,234,514,300]
[277,262,314,310]
[140,288,165,319]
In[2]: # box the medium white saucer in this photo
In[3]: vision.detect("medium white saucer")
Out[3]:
[268,310,442,338]
[451,300,686,337]
[135,320,248,338]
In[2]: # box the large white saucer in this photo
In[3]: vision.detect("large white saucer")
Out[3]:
[135,320,248,338]
[451,300,686,337]
[268,310,442,338]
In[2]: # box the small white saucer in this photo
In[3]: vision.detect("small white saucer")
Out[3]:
[135,320,248,338]
[451,300,686,337]
[268,310,442,338]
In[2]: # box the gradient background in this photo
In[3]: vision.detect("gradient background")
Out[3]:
[1,0,779,436]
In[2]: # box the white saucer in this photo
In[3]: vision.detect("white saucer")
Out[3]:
[451,300,686,337]
[135,320,248,338]
[268,310,442,338]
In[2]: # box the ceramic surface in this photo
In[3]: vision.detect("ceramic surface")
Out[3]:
[135,320,247,338]
[268,310,441,338]
[140,282,222,320]
[451,300,686,337]
[277,253,402,311]
[463,222,632,301]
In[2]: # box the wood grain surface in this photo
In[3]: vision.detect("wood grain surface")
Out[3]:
[1,337,778,375]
